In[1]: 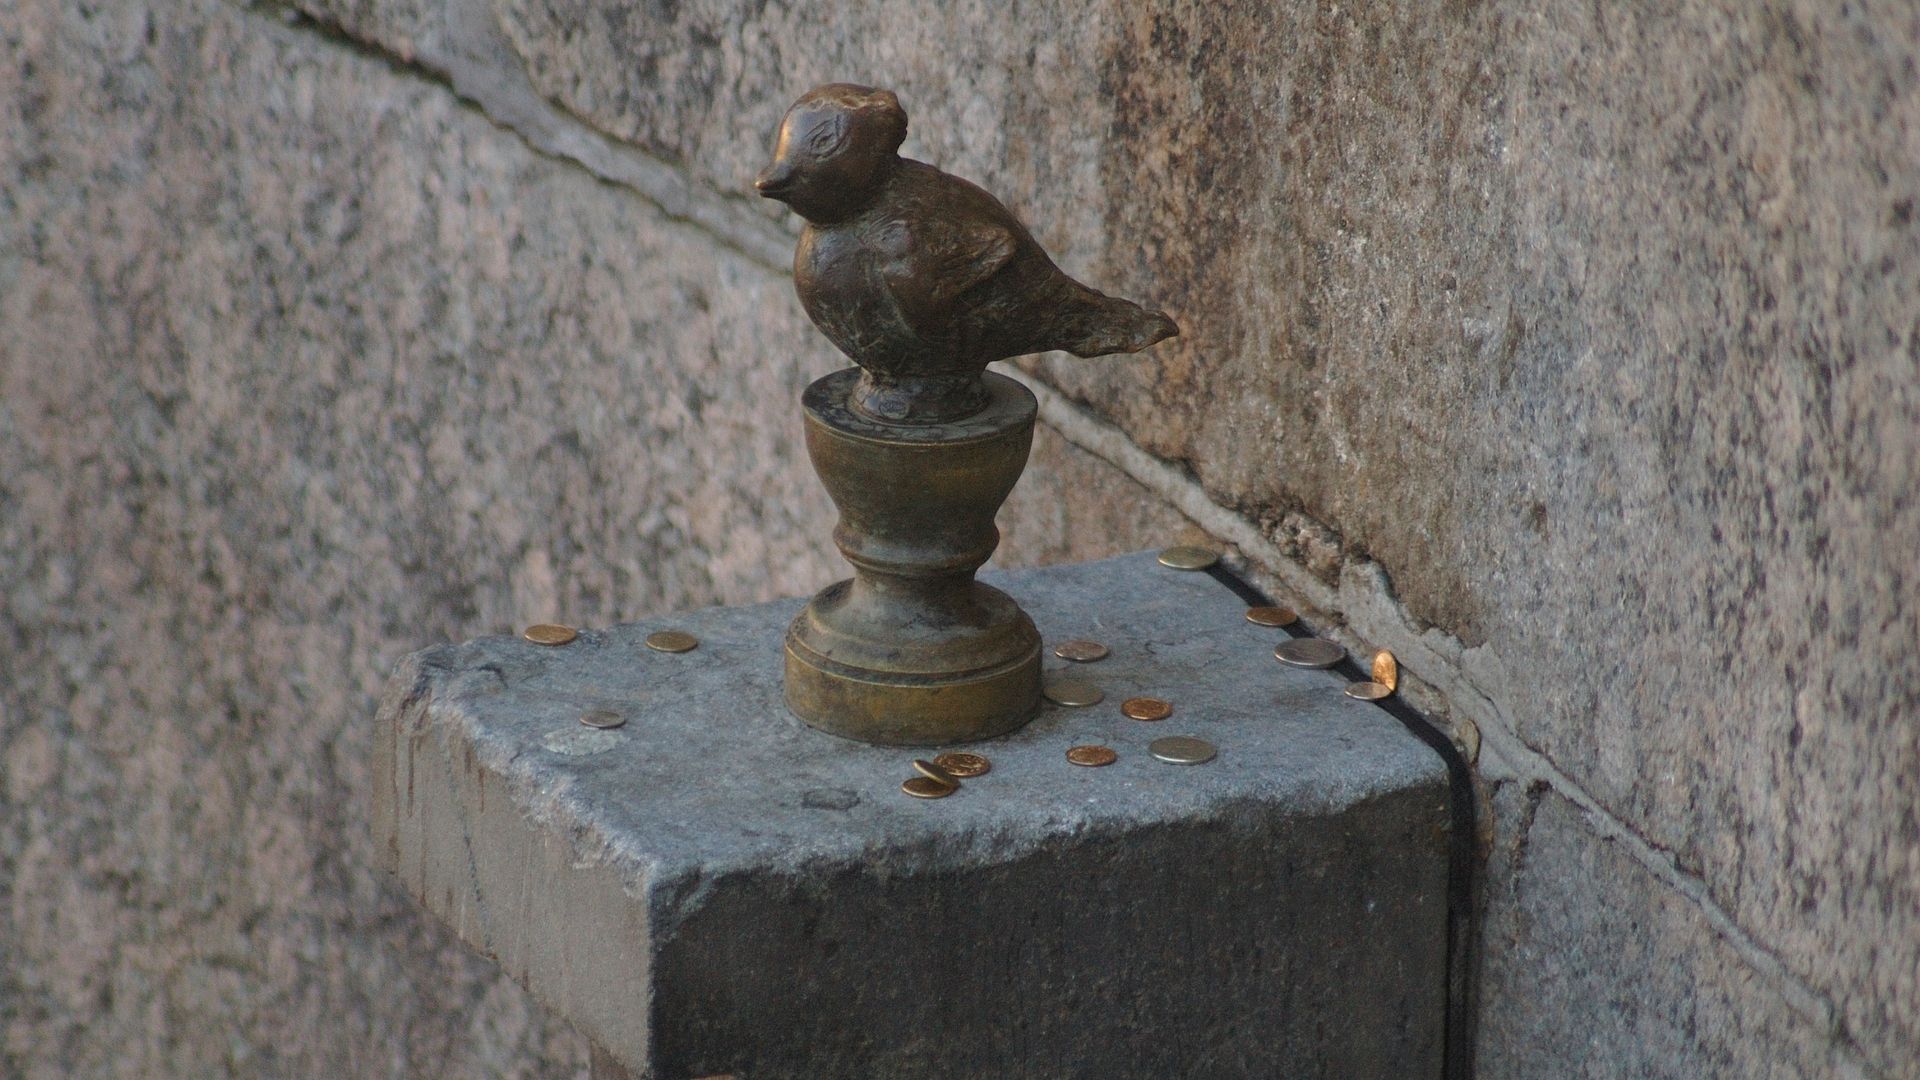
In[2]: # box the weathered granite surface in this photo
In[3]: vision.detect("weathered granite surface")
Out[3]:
[1476,783,1849,1079]
[377,553,1452,1078]
[0,1,1183,1076]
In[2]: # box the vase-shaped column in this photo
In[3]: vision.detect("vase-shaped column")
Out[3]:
[783,368,1042,745]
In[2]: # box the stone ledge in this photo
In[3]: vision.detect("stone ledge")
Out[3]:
[373,552,1451,1078]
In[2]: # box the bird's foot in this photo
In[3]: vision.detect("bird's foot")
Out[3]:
[854,370,992,424]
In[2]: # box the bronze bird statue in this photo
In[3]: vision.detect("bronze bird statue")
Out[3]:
[754,83,1179,421]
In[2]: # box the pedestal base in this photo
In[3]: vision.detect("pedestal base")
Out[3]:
[784,580,1041,745]
[371,553,1453,1079]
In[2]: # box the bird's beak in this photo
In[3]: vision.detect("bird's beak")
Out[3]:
[754,161,796,199]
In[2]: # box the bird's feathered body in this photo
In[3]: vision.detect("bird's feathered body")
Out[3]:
[794,159,1175,380]
[756,83,1176,420]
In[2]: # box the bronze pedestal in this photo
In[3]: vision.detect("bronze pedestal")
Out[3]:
[783,368,1042,745]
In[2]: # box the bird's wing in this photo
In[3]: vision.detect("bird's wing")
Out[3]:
[882,219,1019,331]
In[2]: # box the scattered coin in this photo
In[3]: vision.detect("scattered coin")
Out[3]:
[579,708,626,729]
[1274,637,1345,669]
[1043,678,1104,707]
[1054,639,1110,663]
[1344,681,1392,701]
[1156,545,1220,570]
[1065,745,1118,767]
[901,776,957,799]
[646,629,699,653]
[1121,696,1173,722]
[523,623,578,646]
[1372,649,1399,693]
[1245,605,1299,628]
[933,752,991,778]
[912,759,960,786]
[1149,735,1217,765]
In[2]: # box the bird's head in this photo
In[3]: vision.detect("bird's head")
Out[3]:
[755,84,907,224]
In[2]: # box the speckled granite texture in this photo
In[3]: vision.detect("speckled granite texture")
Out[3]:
[2,0,1914,1075]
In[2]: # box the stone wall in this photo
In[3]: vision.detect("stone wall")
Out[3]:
[1,0,1912,1076]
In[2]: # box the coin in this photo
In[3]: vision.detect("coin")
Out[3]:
[933,752,991,778]
[1156,545,1220,570]
[1120,696,1172,722]
[523,623,578,646]
[1043,678,1104,707]
[1274,638,1345,668]
[1053,639,1110,662]
[1371,649,1399,692]
[1245,605,1298,628]
[1065,745,1117,767]
[1149,736,1216,765]
[901,776,956,799]
[579,708,626,729]
[912,759,959,786]
[1344,681,1392,701]
[646,630,698,653]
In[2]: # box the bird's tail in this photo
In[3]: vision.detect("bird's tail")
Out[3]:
[1054,286,1180,358]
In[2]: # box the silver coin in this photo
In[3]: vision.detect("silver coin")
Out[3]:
[1344,681,1392,701]
[1274,637,1345,669]
[1043,678,1104,707]
[579,708,627,729]
[1149,736,1216,765]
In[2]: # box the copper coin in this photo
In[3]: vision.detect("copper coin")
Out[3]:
[646,630,699,653]
[1245,605,1298,628]
[1053,639,1110,663]
[1157,545,1220,570]
[912,759,960,786]
[933,752,991,778]
[523,623,578,646]
[579,709,626,730]
[1371,650,1399,692]
[1274,638,1345,669]
[1043,678,1104,707]
[1344,681,1392,701]
[1065,745,1117,767]
[901,776,956,799]
[1121,696,1173,722]
[1149,736,1216,765]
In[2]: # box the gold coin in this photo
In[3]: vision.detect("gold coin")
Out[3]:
[912,759,959,786]
[1065,745,1117,767]
[579,709,626,729]
[1344,681,1392,701]
[646,630,698,653]
[1245,605,1298,628]
[523,623,578,646]
[1121,696,1173,722]
[1043,678,1104,707]
[1156,545,1220,570]
[1274,638,1345,669]
[1149,736,1216,765]
[1371,649,1399,692]
[1053,639,1110,662]
[901,776,956,799]
[933,752,991,778]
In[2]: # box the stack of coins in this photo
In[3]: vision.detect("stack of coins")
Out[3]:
[901,754,992,798]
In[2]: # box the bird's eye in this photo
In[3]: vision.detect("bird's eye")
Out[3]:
[808,119,847,155]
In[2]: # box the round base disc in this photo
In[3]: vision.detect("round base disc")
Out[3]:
[784,622,1042,746]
